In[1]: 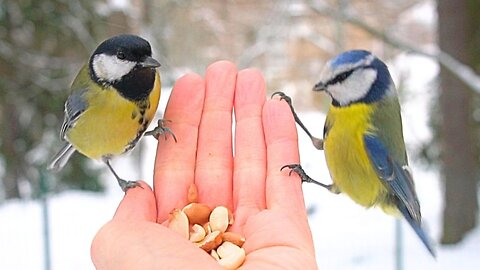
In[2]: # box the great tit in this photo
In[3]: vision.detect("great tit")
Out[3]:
[48,34,174,192]
[274,50,435,256]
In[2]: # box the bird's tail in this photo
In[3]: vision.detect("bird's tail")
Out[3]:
[47,143,76,171]
[397,203,436,257]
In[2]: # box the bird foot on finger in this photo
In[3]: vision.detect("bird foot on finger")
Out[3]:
[281,164,311,181]
[145,119,177,142]
[271,92,323,151]
[281,164,338,193]
[118,179,143,192]
[271,91,293,105]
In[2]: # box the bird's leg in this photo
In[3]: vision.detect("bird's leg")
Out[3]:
[281,164,340,194]
[271,92,323,150]
[145,119,177,142]
[104,159,141,192]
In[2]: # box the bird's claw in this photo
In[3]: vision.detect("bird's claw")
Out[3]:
[271,91,293,105]
[281,164,307,178]
[272,92,323,150]
[118,179,143,192]
[281,163,337,193]
[145,119,177,142]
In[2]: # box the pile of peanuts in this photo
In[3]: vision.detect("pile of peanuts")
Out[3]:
[167,185,246,269]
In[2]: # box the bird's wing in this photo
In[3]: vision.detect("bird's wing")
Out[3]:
[60,87,88,139]
[363,135,421,222]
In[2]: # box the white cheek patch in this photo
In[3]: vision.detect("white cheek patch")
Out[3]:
[92,54,136,82]
[328,69,377,106]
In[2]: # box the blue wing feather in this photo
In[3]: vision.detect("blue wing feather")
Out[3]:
[363,135,420,220]
[364,135,435,256]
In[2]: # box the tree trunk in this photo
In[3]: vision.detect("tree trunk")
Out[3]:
[438,0,479,244]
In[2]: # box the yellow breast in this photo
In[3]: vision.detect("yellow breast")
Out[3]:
[323,103,387,208]
[67,72,161,159]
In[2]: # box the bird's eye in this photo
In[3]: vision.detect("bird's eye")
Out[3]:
[337,71,350,81]
[117,52,126,60]
[329,70,354,85]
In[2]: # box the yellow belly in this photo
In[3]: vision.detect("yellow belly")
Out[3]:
[67,73,161,159]
[324,103,388,208]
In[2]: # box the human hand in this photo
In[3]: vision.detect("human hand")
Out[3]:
[91,61,318,269]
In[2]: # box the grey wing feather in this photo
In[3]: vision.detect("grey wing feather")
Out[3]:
[47,143,76,171]
[60,88,88,138]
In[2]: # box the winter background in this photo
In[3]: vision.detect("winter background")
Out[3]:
[1,54,479,269]
[1,1,479,270]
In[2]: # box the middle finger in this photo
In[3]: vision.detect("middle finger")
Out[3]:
[195,61,237,209]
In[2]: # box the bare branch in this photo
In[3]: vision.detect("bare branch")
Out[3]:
[308,1,480,93]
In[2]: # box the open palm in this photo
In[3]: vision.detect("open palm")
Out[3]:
[91,61,318,270]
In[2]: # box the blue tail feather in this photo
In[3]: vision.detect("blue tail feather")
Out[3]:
[397,203,436,257]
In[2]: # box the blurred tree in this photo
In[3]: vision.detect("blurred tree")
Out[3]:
[0,0,107,200]
[437,0,479,244]
[6,0,475,214]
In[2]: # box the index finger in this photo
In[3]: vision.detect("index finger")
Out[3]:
[194,61,237,209]
[154,73,205,222]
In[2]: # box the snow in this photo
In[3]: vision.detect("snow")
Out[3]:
[1,55,479,269]
[400,1,437,26]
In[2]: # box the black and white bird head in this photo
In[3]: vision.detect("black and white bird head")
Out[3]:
[88,34,161,100]
[313,50,395,107]
[89,34,160,84]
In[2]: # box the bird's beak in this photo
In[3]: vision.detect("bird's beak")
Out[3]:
[140,56,161,68]
[312,81,326,92]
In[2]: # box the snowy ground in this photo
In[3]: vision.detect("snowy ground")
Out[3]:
[1,55,480,269]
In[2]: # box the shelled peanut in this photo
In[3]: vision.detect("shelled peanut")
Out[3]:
[168,203,246,269]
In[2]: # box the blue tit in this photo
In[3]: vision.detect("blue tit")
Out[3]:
[48,34,175,192]
[274,50,435,256]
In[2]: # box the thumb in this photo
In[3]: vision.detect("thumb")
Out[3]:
[113,181,157,222]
